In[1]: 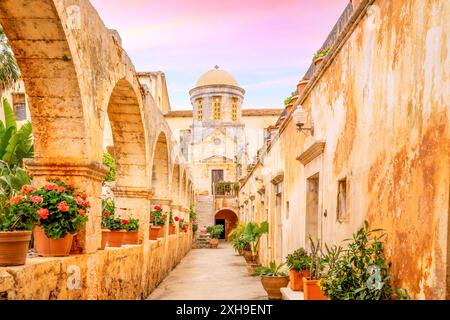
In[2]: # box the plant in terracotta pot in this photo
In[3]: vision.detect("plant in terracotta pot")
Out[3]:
[101,211,127,248]
[243,221,268,263]
[100,198,114,249]
[8,178,89,257]
[255,261,289,300]
[149,205,166,240]
[297,77,309,94]
[286,248,311,291]
[206,224,223,248]
[122,217,139,245]
[169,212,177,235]
[312,47,330,66]
[303,236,328,300]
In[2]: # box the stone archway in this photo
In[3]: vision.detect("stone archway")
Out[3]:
[215,209,238,241]
[152,132,170,199]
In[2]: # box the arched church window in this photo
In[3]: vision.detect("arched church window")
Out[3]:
[212,96,222,120]
[232,97,238,121]
[197,98,203,120]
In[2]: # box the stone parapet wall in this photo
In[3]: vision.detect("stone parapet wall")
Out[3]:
[0,233,192,300]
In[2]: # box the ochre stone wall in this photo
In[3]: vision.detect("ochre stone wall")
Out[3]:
[239,0,449,299]
[0,233,191,300]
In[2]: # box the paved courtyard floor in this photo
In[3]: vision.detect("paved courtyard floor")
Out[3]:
[147,242,267,300]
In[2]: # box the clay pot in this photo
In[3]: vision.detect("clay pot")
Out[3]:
[290,269,310,291]
[102,230,125,247]
[0,231,32,266]
[149,225,160,240]
[247,262,261,275]
[210,238,219,248]
[260,276,289,300]
[169,223,176,235]
[238,249,244,256]
[123,231,139,245]
[100,229,110,250]
[297,79,309,94]
[33,225,73,257]
[158,225,166,238]
[314,56,325,66]
[243,250,258,263]
[303,278,329,300]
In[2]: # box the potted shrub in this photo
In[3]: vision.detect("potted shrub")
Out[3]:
[101,212,127,248]
[285,248,311,291]
[100,198,114,249]
[312,47,330,66]
[319,221,410,300]
[168,211,177,235]
[303,236,328,300]
[149,205,166,240]
[122,217,139,244]
[8,178,89,257]
[206,225,223,248]
[255,261,289,300]
[243,221,268,263]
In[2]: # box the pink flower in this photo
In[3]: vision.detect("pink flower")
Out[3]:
[30,195,43,204]
[75,197,84,206]
[21,184,36,195]
[57,201,69,212]
[37,208,49,220]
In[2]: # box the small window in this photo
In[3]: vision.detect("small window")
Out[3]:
[337,178,348,222]
[197,99,203,121]
[13,94,27,121]
[212,96,221,120]
[232,97,238,121]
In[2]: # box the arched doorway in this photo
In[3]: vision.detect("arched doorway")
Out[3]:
[214,209,238,241]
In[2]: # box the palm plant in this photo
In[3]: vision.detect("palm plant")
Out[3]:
[0,98,34,167]
[0,25,20,95]
[243,221,269,256]
[0,161,31,220]
[254,261,289,277]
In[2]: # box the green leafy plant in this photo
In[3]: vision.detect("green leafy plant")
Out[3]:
[123,217,139,232]
[283,96,292,106]
[0,26,20,93]
[150,205,167,226]
[286,247,311,271]
[0,99,34,168]
[7,178,89,238]
[206,224,224,239]
[232,237,250,252]
[312,47,330,62]
[254,261,289,277]
[243,221,269,256]
[0,161,30,217]
[102,151,115,182]
[319,221,409,300]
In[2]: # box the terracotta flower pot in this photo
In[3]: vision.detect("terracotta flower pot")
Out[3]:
[100,229,110,250]
[314,56,325,66]
[33,225,73,257]
[297,79,309,94]
[149,225,161,240]
[247,262,261,275]
[169,223,176,235]
[289,269,310,291]
[158,225,166,238]
[123,231,139,245]
[260,276,289,300]
[102,230,125,247]
[243,250,258,263]
[0,231,32,266]
[303,278,329,300]
[210,238,219,248]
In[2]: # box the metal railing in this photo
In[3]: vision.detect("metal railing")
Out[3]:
[213,181,238,197]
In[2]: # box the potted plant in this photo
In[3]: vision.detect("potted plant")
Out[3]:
[206,225,223,248]
[100,198,114,249]
[168,211,177,235]
[243,221,268,263]
[122,217,139,244]
[7,178,89,257]
[101,212,127,248]
[285,248,311,291]
[303,236,328,300]
[254,261,289,300]
[149,205,166,240]
[297,77,309,94]
[312,47,330,66]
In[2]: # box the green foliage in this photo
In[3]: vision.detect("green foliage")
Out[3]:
[102,151,115,182]
[0,26,20,91]
[0,99,34,167]
[206,224,224,239]
[283,96,292,106]
[243,221,269,255]
[0,161,30,217]
[254,261,289,277]
[285,247,311,271]
[7,178,89,238]
[123,217,139,231]
[312,47,330,62]
[308,235,325,280]
[229,223,250,253]
[189,204,197,221]
[232,237,250,252]
[319,221,409,300]
[150,205,167,226]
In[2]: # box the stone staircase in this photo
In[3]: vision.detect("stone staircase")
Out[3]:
[193,233,211,249]
[193,194,214,249]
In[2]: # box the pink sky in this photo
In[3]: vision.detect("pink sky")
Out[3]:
[90,0,350,109]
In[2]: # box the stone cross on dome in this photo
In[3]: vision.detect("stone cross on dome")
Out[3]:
[214,65,219,69]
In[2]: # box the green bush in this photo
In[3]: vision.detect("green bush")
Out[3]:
[285,247,311,271]
[206,224,224,239]
[102,151,115,182]
[254,261,289,277]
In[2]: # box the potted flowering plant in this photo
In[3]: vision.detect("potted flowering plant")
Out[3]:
[0,183,38,266]
[169,212,177,235]
[312,47,330,66]
[8,178,89,257]
[122,217,139,245]
[285,248,311,291]
[101,212,128,247]
[150,205,166,240]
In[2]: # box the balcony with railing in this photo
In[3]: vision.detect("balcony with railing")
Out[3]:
[213,181,239,198]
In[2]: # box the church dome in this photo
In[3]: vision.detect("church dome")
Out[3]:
[195,65,238,87]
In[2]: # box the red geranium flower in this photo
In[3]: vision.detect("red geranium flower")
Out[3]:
[150,216,154,220]
[122,219,129,225]
[154,205,161,211]
[21,184,36,195]
[83,201,91,208]
[81,192,88,200]
[103,211,109,217]
[78,208,85,216]
[174,216,180,222]
[37,208,49,220]
[10,195,24,205]
[57,186,66,193]
[57,201,69,212]
[75,198,84,206]
[30,195,43,204]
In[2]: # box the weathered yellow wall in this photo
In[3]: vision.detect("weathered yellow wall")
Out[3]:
[0,233,191,300]
[240,0,449,299]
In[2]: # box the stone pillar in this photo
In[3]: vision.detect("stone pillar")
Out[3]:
[113,186,152,243]
[24,160,109,253]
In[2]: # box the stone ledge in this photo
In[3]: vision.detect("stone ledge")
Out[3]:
[281,287,304,300]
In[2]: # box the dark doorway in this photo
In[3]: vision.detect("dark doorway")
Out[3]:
[215,219,226,239]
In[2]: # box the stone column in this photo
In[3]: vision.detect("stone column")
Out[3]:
[113,186,152,243]
[24,159,109,253]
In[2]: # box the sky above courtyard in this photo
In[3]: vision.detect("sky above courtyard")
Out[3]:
[90,0,349,110]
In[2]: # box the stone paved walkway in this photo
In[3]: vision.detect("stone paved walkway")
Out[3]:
[147,242,267,300]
